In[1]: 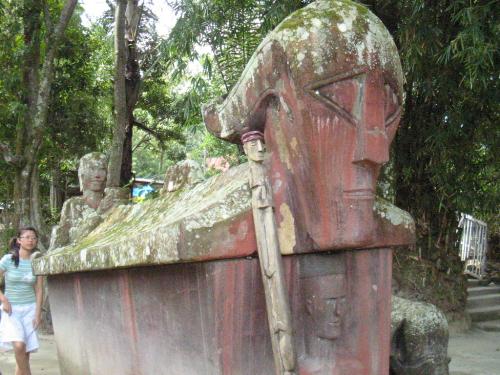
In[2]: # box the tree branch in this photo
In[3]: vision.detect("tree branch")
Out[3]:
[47,0,78,54]
[29,0,78,164]
[133,121,165,143]
[133,120,184,144]
[132,134,151,152]
[42,0,54,39]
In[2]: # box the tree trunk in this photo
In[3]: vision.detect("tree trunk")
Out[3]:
[30,164,47,249]
[120,0,143,186]
[50,167,63,214]
[0,0,78,236]
[107,0,128,188]
[121,115,134,185]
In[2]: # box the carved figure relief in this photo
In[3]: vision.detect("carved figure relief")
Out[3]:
[49,153,128,250]
[298,255,352,374]
[243,130,297,375]
[303,274,346,342]
[245,135,273,210]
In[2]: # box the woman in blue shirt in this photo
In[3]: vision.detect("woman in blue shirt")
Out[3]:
[0,227,43,375]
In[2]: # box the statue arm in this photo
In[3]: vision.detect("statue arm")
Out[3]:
[49,199,73,250]
[97,187,129,215]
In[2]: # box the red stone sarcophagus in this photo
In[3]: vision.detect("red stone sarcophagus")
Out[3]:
[33,1,414,374]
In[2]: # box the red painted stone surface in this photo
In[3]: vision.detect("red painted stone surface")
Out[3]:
[203,3,404,254]
[48,249,391,375]
[40,2,413,374]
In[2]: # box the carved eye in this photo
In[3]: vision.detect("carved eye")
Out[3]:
[316,79,361,122]
[305,71,366,125]
[384,84,400,126]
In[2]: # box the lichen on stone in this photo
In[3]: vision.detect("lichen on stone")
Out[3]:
[203,0,404,141]
[374,197,415,231]
[33,163,253,275]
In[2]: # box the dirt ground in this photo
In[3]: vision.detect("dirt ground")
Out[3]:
[0,329,498,375]
[0,335,60,375]
[448,327,500,375]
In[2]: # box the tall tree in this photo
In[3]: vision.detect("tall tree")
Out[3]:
[122,0,144,185]
[108,0,160,187]
[0,0,78,240]
[107,0,128,188]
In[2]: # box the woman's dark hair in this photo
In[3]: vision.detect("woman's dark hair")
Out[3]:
[9,226,38,267]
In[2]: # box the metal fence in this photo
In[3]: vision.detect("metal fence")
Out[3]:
[458,214,488,279]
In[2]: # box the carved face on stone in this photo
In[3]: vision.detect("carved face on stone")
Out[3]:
[298,70,401,248]
[203,0,404,251]
[78,153,108,193]
[264,4,404,250]
[242,131,266,163]
[303,274,346,340]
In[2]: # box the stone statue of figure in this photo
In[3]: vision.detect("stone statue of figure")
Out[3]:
[200,0,448,372]
[49,152,126,250]
[242,130,297,375]
[390,296,450,375]
[298,255,364,375]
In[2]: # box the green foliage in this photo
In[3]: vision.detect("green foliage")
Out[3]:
[165,0,312,90]
[0,227,16,258]
[0,1,115,224]
[46,21,114,161]
[361,0,498,309]
[387,0,497,240]
[0,2,25,207]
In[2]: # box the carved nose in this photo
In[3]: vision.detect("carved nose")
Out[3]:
[257,140,264,151]
[353,73,389,167]
[353,130,389,167]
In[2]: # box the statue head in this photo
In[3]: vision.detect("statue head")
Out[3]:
[161,160,204,194]
[78,152,108,193]
[204,0,404,251]
[242,130,266,162]
[268,1,404,250]
[303,274,347,341]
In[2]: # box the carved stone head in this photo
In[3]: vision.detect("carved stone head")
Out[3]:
[203,0,404,252]
[242,130,266,163]
[78,152,108,193]
[161,160,203,194]
[303,274,346,341]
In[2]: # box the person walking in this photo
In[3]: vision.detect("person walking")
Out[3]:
[0,227,43,375]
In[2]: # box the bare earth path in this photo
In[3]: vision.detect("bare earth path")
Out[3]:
[449,328,500,375]
[0,329,498,375]
[0,335,60,375]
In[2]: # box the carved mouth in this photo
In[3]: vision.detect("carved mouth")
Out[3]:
[343,189,375,199]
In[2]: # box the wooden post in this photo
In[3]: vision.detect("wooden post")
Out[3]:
[242,131,297,375]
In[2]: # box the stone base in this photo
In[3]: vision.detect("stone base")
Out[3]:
[48,249,392,375]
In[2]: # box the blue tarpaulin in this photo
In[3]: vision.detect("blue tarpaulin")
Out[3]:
[132,184,155,198]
